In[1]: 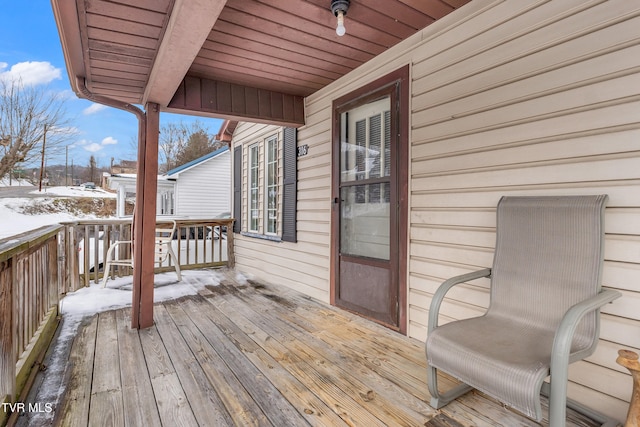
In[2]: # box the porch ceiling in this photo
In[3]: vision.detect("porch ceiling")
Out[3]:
[52,0,471,126]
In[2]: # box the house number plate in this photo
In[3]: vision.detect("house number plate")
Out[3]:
[297,144,309,157]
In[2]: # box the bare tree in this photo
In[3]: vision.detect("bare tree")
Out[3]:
[0,79,73,181]
[158,122,188,172]
[159,120,224,171]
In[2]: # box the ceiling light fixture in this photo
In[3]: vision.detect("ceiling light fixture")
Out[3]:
[331,0,350,37]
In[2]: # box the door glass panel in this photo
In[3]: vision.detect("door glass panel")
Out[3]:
[340,183,390,260]
[340,97,391,183]
[339,96,391,261]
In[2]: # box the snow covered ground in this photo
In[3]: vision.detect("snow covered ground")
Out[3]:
[0,177,33,187]
[29,185,116,199]
[0,185,115,239]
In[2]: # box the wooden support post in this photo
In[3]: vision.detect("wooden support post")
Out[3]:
[131,103,159,329]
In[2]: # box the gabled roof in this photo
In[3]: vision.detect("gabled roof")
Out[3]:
[166,146,229,177]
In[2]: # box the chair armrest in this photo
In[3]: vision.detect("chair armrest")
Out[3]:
[552,289,621,365]
[549,288,621,422]
[428,268,492,333]
[104,240,133,261]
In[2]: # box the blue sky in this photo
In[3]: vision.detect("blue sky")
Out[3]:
[0,2,223,168]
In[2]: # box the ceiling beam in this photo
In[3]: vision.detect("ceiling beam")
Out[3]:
[166,76,305,128]
[143,0,227,107]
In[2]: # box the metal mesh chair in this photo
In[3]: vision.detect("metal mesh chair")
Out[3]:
[426,195,620,426]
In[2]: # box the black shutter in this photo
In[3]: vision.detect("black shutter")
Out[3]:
[281,127,297,242]
[233,145,242,234]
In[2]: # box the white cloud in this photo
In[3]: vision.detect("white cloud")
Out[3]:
[0,61,61,86]
[78,136,117,153]
[84,143,103,153]
[83,103,107,115]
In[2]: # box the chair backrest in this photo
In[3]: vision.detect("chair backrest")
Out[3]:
[154,220,177,264]
[489,195,608,348]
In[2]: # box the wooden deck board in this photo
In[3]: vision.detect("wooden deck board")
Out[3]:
[89,310,124,427]
[138,315,199,426]
[162,299,271,427]
[205,286,411,426]
[115,308,162,427]
[57,316,97,427]
[208,281,437,426]
[56,269,602,427]
[152,303,234,426]
[196,287,347,426]
[180,297,308,427]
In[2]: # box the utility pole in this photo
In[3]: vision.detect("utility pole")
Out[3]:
[65,145,69,186]
[38,124,47,192]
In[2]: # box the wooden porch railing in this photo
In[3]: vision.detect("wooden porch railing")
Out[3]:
[0,217,234,425]
[0,225,67,425]
[63,218,235,287]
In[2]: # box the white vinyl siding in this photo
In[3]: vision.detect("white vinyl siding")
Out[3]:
[231,0,640,421]
[172,150,230,218]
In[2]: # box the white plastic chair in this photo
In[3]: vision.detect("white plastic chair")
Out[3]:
[101,220,182,287]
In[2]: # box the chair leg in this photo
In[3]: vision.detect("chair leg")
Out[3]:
[541,381,619,427]
[101,260,111,288]
[169,247,182,281]
[101,245,117,287]
[548,377,567,427]
[427,364,473,409]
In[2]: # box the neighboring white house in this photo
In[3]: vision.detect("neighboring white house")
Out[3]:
[165,146,230,218]
[107,146,230,218]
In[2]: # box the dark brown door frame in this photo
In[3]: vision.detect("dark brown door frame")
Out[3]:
[330,65,409,334]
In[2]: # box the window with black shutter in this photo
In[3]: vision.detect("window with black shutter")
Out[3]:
[233,127,297,242]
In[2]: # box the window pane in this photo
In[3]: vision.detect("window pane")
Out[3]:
[248,144,259,232]
[265,137,278,234]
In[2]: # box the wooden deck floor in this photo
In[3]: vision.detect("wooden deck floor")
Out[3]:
[56,270,599,427]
